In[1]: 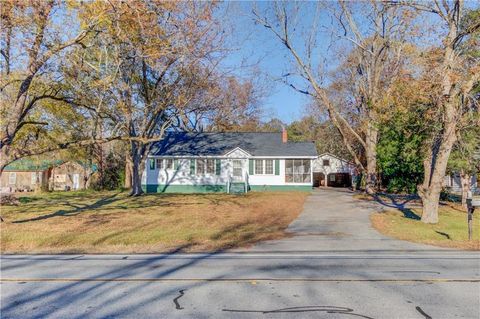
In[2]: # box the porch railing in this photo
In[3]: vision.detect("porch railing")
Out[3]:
[227,172,249,194]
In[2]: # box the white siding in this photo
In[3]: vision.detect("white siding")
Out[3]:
[144,157,314,187]
[312,154,356,175]
[143,158,231,186]
[443,174,478,194]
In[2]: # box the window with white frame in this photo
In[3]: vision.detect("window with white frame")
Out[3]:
[9,172,16,184]
[255,159,264,175]
[165,159,174,170]
[264,159,274,175]
[285,159,311,183]
[197,159,205,174]
[254,159,274,175]
[206,159,215,174]
[196,158,215,175]
[156,158,164,170]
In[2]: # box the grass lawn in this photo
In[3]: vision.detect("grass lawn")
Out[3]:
[371,206,480,250]
[1,190,308,253]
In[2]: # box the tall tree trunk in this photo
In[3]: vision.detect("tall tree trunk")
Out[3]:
[365,123,378,194]
[130,161,143,196]
[420,189,441,223]
[460,170,471,209]
[129,142,146,196]
[418,108,457,223]
[124,154,132,189]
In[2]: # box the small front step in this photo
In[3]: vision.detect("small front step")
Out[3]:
[229,182,246,194]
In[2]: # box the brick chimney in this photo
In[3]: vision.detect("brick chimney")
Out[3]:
[282,127,288,143]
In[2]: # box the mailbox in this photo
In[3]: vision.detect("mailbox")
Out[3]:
[470,196,480,207]
[466,191,478,241]
[467,191,480,209]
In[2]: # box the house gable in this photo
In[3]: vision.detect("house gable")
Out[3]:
[313,153,356,174]
[317,153,353,165]
[223,147,251,158]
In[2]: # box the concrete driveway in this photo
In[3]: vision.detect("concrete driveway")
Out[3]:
[246,187,440,252]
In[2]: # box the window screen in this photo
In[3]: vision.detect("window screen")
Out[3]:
[285,159,311,183]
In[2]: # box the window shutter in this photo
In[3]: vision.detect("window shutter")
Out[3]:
[275,159,280,175]
[249,159,254,175]
[190,159,196,175]
[149,159,155,170]
[174,159,179,170]
[215,159,221,175]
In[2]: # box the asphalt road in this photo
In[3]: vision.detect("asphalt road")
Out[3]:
[1,252,479,318]
[2,189,479,318]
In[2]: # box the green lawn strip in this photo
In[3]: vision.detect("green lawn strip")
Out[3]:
[371,207,479,250]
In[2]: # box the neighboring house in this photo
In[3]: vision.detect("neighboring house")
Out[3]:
[444,173,478,194]
[312,153,356,187]
[49,161,96,191]
[143,131,318,193]
[0,159,96,192]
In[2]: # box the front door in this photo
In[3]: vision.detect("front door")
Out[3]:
[232,160,243,180]
[73,174,80,190]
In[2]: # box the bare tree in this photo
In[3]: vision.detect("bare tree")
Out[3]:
[181,76,263,132]
[252,1,409,193]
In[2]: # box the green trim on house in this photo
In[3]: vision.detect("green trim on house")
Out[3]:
[143,184,226,193]
[190,159,196,175]
[215,159,221,175]
[142,184,311,193]
[248,159,254,175]
[249,185,312,192]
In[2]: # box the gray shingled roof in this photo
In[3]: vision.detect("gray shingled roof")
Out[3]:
[150,132,318,157]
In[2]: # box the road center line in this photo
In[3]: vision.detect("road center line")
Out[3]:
[1,278,479,283]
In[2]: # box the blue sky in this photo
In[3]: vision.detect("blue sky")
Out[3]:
[219,2,335,124]
[217,1,480,125]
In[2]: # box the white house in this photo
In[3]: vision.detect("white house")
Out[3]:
[444,174,478,194]
[312,153,356,187]
[142,131,318,193]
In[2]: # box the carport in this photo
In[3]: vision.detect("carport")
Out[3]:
[326,172,351,187]
[312,153,356,188]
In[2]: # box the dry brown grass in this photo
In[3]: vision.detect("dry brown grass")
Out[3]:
[0,190,307,253]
